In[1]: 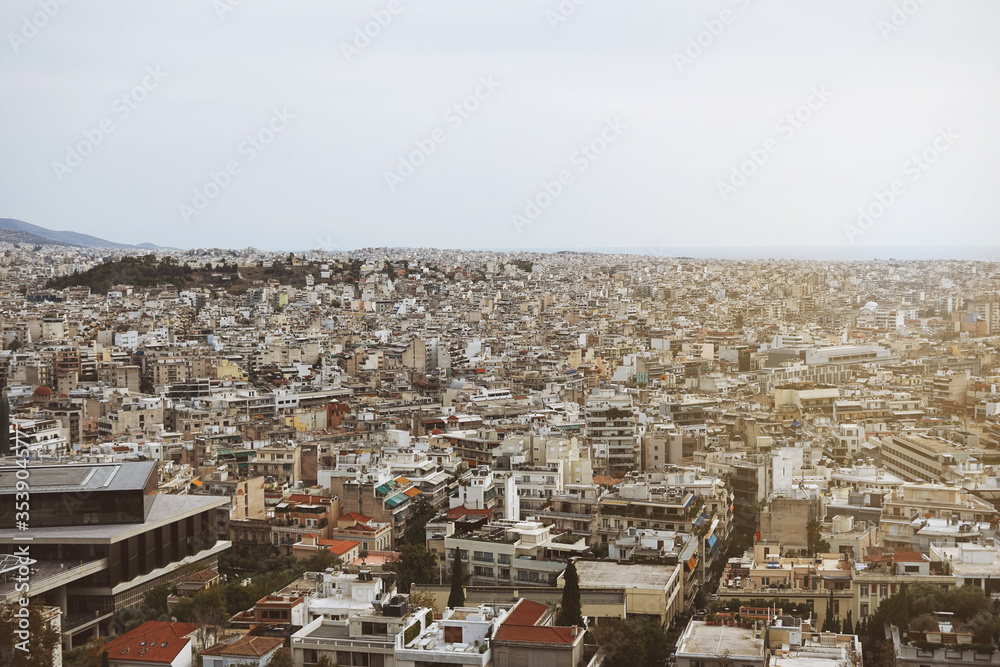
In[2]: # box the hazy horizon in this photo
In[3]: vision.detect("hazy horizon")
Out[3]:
[2,0,998,251]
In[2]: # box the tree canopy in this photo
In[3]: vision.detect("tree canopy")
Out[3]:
[592,618,669,667]
[556,561,583,627]
[388,543,437,593]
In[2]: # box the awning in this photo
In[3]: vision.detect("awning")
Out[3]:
[404,488,421,498]
[602,500,628,507]
[375,481,396,495]
[708,534,718,548]
[190,479,202,487]
[385,495,409,508]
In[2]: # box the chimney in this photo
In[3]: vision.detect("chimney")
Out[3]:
[571,625,579,637]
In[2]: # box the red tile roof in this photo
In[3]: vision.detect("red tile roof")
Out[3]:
[104,621,199,664]
[341,512,372,523]
[322,539,360,555]
[502,599,547,627]
[892,551,928,563]
[201,635,285,658]
[494,599,577,645]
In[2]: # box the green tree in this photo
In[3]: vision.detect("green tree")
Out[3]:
[910,613,939,632]
[388,544,437,593]
[142,584,171,618]
[100,651,109,667]
[0,603,63,667]
[947,585,990,620]
[907,582,946,618]
[556,560,583,627]
[0,393,9,456]
[843,610,854,635]
[822,589,838,632]
[863,633,896,667]
[448,549,466,608]
[593,618,669,667]
[806,519,822,554]
[265,648,293,667]
[962,609,1000,640]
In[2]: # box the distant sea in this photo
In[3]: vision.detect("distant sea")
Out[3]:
[476,246,1000,261]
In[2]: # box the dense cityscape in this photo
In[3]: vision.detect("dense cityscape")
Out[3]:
[3,240,1000,667]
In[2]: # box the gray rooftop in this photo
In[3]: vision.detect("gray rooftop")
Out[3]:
[0,494,228,544]
[678,621,764,658]
[0,461,156,494]
[572,560,677,589]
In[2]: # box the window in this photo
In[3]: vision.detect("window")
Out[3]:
[860,585,868,597]
[879,585,888,598]
[860,603,869,617]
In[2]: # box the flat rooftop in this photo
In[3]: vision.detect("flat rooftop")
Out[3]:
[308,623,351,640]
[891,434,970,454]
[678,621,763,657]
[573,560,676,589]
[0,494,228,544]
[0,461,156,494]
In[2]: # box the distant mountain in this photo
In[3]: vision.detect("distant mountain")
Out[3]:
[0,218,172,249]
[0,227,79,247]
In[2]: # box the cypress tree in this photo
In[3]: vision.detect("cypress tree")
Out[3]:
[0,392,9,456]
[843,610,854,635]
[448,548,465,608]
[557,560,583,627]
[823,589,836,632]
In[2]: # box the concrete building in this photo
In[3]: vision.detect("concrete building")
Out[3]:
[0,462,231,649]
[675,619,766,667]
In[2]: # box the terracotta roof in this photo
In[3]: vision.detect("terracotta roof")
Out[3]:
[104,621,199,664]
[323,539,360,555]
[181,568,219,583]
[892,551,928,563]
[593,475,624,486]
[339,522,377,534]
[502,599,547,627]
[495,624,576,644]
[341,512,372,523]
[201,635,285,658]
[494,599,577,645]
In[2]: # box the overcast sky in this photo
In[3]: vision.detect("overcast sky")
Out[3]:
[1,0,998,252]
